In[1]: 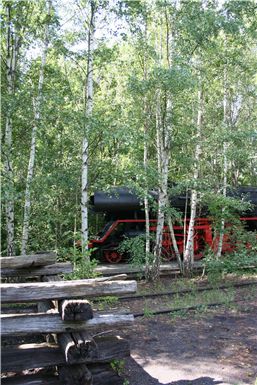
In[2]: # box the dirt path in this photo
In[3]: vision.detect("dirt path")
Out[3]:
[117,298,257,385]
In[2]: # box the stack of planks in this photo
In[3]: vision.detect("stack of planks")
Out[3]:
[1,252,137,385]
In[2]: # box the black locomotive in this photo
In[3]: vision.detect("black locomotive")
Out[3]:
[89,186,257,263]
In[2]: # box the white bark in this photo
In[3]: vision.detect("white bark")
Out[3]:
[216,66,228,258]
[4,4,17,255]
[152,93,170,280]
[142,20,151,279]
[167,215,182,270]
[144,118,151,275]
[21,0,51,255]
[184,86,203,273]
[81,0,95,254]
[162,11,181,272]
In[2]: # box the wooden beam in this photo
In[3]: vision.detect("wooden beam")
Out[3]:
[0,253,57,269]
[1,374,61,385]
[2,336,130,371]
[58,299,93,321]
[1,313,134,336]
[1,279,137,303]
[89,364,124,385]
[2,343,63,372]
[1,367,124,385]
[58,364,92,385]
[58,334,130,365]
[0,262,73,278]
[94,261,203,276]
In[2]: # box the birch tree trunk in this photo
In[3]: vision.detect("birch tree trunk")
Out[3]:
[144,106,151,278]
[21,0,51,255]
[151,92,170,281]
[163,8,181,273]
[183,85,203,275]
[142,19,151,280]
[81,0,95,255]
[216,67,228,258]
[4,4,15,256]
[4,4,21,255]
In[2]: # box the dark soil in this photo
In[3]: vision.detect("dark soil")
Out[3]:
[112,281,257,385]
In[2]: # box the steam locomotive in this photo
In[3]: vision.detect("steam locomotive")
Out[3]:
[89,187,257,263]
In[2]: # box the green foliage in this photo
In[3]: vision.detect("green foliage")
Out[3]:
[118,235,154,267]
[143,305,154,318]
[96,296,118,311]
[110,359,126,376]
[205,229,257,282]
[61,247,100,280]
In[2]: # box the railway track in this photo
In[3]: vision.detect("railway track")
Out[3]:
[95,280,257,318]
[93,279,257,302]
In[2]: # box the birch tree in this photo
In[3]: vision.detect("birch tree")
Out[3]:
[2,1,31,255]
[21,0,52,255]
[81,0,96,255]
[183,81,203,274]
[216,65,228,258]
[4,3,17,255]
[151,5,173,280]
[143,55,151,279]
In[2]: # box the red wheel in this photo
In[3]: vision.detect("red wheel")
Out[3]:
[104,250,122,263]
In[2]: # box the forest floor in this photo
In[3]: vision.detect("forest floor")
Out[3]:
[110,276,257,385]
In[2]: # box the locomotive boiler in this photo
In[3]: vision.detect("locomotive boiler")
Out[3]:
[89,186,257,263]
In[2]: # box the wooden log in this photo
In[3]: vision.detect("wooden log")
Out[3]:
[2,343,63,372]
[38,274,60,313]
[89,364,124,385]
[37,275,60,343]
[57,333,97,364]
[58,364,92,385]
[95,274,128,281]
[1,279,137,303]
[1,367,124,385]
[1,313,134,336]
[59,334,130,365]
[92,334,130,362]
[2,336,129,371]
[0,262,73,278]
[37,299,56,314]
[1,374,61,385]
[58,299,93,321]
[0,253,56,269]
[94,261,203,276]
[1,304,38,314]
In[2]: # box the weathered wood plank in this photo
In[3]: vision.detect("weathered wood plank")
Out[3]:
[59,364,124,385]
[1,313,134,336]
[58,364,92,385]
[0,262,73,278]
[0,253,57,269]
[1,304,38,314]
[1,367,124,385]
[94,261,203,276]
[1,374,60,385]
[58,334,130,364]
[89,364,124,385]
[2,336,130,371]
[1,279,137,303]
[58,299,93,321]
[2,343,63,372]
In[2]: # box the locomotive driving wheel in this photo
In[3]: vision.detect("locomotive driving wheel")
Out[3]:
[104,249,122,263]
